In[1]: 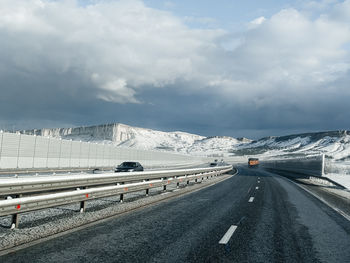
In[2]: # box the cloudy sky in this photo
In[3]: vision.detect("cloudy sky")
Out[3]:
[0,0,350,139]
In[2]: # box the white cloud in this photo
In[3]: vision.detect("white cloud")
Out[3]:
[0,0,224,103]
[0,0,350,112]
[248,16,266,29]
[214,6,350,106]
[163,1,175,9]
[303,0,339,12]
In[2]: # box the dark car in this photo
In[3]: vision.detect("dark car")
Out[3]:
[115,162,144,172]
[210,162,218,167]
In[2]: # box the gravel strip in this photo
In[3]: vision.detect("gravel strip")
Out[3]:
[0,172,234,253]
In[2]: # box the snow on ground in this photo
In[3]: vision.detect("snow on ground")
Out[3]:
[325,173,350,190]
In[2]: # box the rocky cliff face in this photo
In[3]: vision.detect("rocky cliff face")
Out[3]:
[21,123,147,143]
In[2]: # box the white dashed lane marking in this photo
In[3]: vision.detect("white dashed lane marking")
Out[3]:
[219,225,238,244]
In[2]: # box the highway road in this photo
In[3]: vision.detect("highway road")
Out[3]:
[1,167,350,262]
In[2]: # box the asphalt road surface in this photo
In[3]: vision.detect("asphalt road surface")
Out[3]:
[2,167,350,262]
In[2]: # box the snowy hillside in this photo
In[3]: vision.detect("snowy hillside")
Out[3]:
[21,123,250,156]
[21,124,350,162]
[232,131,350,161]
[188,136,246,156]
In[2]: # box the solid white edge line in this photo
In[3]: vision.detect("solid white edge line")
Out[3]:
[248,197,254,202]
[295,181,350,222]
[272,173,350,222]
[219,225,237,244]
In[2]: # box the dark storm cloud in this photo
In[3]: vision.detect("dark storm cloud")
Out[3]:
[0,0,350,139]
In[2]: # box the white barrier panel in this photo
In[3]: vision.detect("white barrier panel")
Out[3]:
[0,133,20,169]
[17,134,35,168]
[47,137,60,168]
[60,140,71,168]
[70,141,81,168]
[0,131,206,170]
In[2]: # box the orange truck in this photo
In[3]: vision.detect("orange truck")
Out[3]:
[248,158,259,168]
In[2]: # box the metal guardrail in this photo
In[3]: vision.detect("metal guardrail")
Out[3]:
[0,166,231,196]
[0,165,232,228]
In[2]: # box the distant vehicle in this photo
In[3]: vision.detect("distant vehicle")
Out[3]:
[248,158,259,168]
[210,162,218,167]
[115,162,144,172]
[92,168,101,174]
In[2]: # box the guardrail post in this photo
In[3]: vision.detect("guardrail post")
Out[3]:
[8,195,20,229]
[120,182,124,203]
[80,201,86,213]
[174,176,180,188]
[11,214,20,229]
[163,177,167,191]
[144,179,149,196]
[80,187,87,213]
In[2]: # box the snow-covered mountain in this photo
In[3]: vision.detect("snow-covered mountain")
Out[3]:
[232,130,350,161]
[21,123,251,156]
[21,124,350,162]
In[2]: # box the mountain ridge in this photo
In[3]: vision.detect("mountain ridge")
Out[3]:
[20,124,350,161]
[20,123,250,156]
